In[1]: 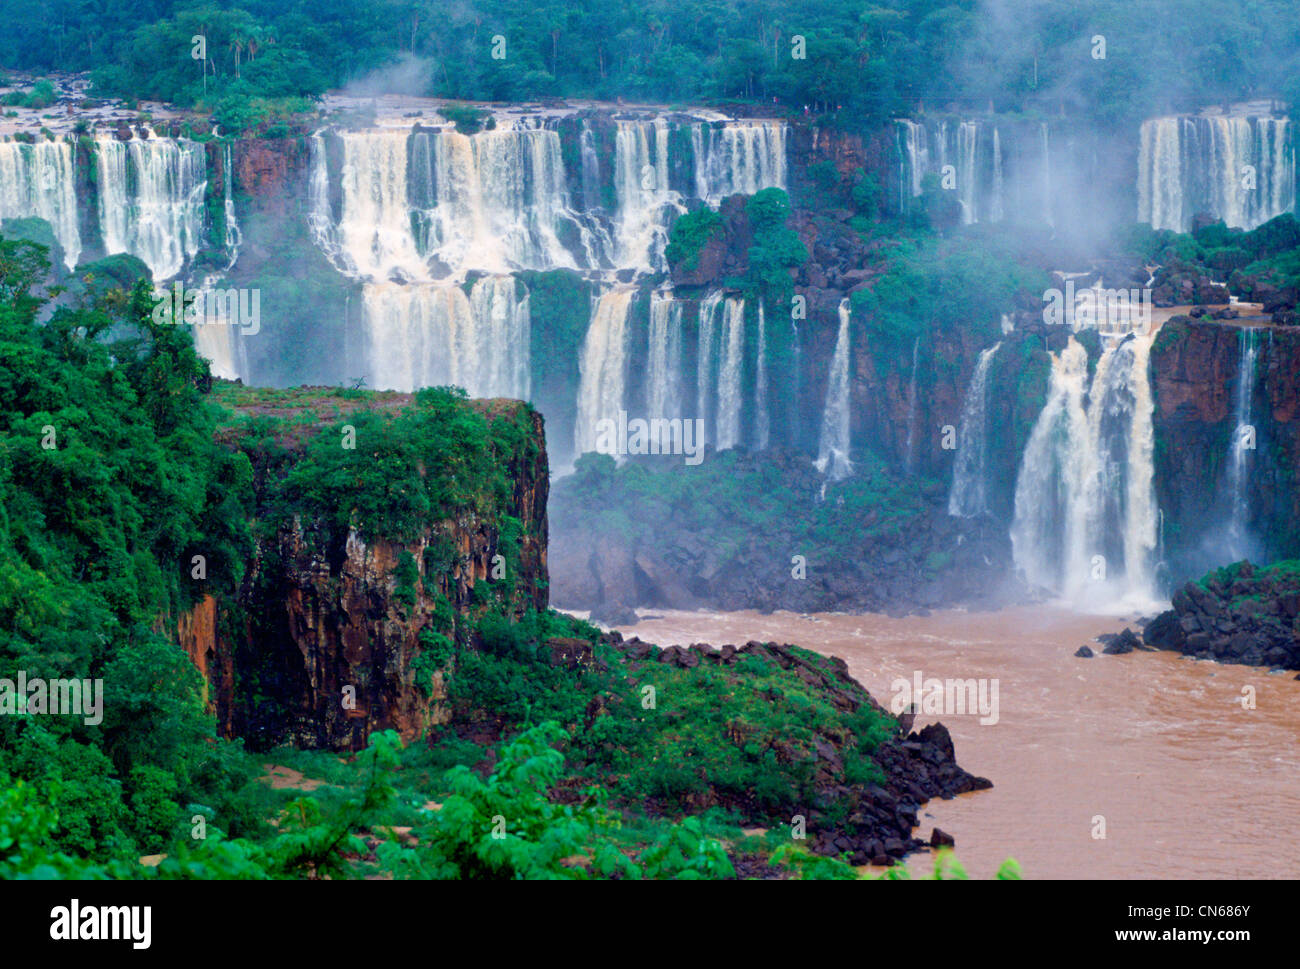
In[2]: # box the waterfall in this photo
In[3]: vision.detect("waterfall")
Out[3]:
[755,301,769,450]
[574,289,634,455]
[1138,116,1295,231]
[646,290,685,420]
[904,337,920,471]
[1011,333,1159,609]
[613,119,681,271]
[96,135,206,280]
[1039,123,1054,229]
[410,124,591,273]
[957,121,978,224]
[692,121,788,204]
[714,296,746,451]
[1225,326,1260,558]
[991,128,1005,223]
[696,291,723,448]
[0,139,81,268]
[189,282,244,381]
[948,342,1001,517]
[332,128,427,280]
[221,142,241,269]
[815,299,853,480]
[894,118,1008,224]
[361,276,529,397]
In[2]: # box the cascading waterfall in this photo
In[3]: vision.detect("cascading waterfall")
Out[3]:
[815,299,853,480]
[714,297,747,451]
[1011,333,1159,609]
[410,123,592,274]
[613,119,681,271]
[696,291,723,448]
[692,122,787,204]
[948,342,1001,517]
[1138,116,1295,232]
[957,121,978,224]
[1039,123,1054,229]
[96,135,207,280]
[646,290,685,420]
[991,128,1005,223]
[326,128,427,281]
[221,141,241,268]
[574,289,635,456]
[894,118,1013,225]
[1224,326,1260,558]
[904,337,920,472]
[0,139,81,268]
[361,276,530,398]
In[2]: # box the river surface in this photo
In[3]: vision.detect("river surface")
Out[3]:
[615,606,1300,879]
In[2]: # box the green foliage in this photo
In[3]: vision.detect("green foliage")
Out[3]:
[271,386,532,542]
[2,0,1294,128]
[1,79,55,109]
[852,230,1048,357]
[665,207,724,271]
[745,188,808,300]
[440,104,494,134]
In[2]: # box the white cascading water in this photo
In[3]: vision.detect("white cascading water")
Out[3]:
[0,139,81,268]
[362,276,529,398]
[948,342,1001,517]
[1138,116,1295,232]
[574,289,634,456]
[692,122,787,204]
[646,290,685,420]
[696,291,723,447]
[815,299,853,480]
[96,135,207,280]
[221,141,242,269]
[957,121,978,224]
[613,119,681,271]
[1039,123,1054,229]
[323,128,427,281]
[410,123,591,274]
[991,128,1005,223]
[904,337,920,471]
[714,296,747,451]
[1011,333,1160,610]
[895,118,1005,224]
[1224,326,1260,558]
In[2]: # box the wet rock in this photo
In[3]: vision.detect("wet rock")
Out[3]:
[1074,645,1094,658]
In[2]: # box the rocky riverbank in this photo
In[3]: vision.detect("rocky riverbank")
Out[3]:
[1141,560,1300,670]
[599,631,992,864]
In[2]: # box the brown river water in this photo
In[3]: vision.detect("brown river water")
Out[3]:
[614,606,1300,879]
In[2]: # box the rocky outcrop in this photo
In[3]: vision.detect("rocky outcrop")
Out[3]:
[1151,318,1300,575]
[174,393,550,750]
[603,633,992,864]
[1143,561,1300,669]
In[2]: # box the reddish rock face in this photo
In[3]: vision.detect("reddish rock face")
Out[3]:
[173,404,549,751]
[229,139,306,217]
[1152,318,1300,568]
[1151,318,1238,424]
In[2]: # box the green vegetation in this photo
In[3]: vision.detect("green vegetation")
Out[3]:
[853,228,1049,366]
[665,208,724,272]
[1,78,56,109]
[0,236,966,880]
[6,2,1298,127]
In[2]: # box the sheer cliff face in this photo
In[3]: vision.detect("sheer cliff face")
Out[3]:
[176,398,549,751]
[1152,319,1300,571]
